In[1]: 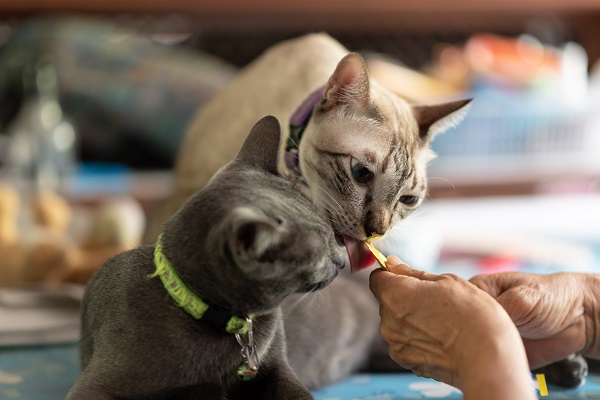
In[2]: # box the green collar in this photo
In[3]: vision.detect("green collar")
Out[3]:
[149,235,250,334]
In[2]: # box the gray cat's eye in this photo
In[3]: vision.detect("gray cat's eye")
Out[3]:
[351,160,374,184]
[399,195,419,206]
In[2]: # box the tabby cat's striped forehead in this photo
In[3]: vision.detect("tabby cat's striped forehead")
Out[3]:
[369,86,419,147]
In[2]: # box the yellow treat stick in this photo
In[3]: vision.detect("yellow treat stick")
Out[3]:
[536,373,549,396]
[364,241,388,271]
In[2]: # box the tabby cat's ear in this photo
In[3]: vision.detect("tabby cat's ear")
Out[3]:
[230,207,280,260]
[322,53,371,111]
[236,115,281,174]
[413,98,472,144]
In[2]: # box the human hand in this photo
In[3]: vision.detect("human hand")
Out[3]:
[470,272,595,369]
[369,256,529,392]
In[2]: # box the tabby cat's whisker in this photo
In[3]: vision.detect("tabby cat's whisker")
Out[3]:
[300,160,343,212]
[285,139,343,212]
[427,176,456,193]
[296,172,344,216]
[387,227,408,241]
[287,136,301,150]
[307,180,339,209]
[298,180,342,217]
[426,154,449,168]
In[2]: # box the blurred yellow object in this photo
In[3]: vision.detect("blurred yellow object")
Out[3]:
[536,373,549,396]
[33,189,72,233]
[0,184,20,245]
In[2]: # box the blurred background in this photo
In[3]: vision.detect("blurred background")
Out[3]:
[0,2,600,397]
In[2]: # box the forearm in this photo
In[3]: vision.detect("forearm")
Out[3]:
[583,274,600,359]
[457,329,536,400]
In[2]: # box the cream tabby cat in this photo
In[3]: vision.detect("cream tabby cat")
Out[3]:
[146,33,470,268]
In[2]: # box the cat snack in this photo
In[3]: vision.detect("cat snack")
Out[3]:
[364,241,388,271]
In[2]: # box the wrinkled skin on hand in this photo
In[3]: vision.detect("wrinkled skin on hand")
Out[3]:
[369,256,524,389]
[470,272,595,369]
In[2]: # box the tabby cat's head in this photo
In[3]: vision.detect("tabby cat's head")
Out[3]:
[161,116,344,315]
[298,53,470,262]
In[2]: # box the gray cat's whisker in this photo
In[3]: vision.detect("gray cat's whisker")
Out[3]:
[282,292,317,317]
[300,287,326,314]
[306,290,324,312]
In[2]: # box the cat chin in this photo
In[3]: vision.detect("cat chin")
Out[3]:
[299,270,340,293]
[300,279,334,293]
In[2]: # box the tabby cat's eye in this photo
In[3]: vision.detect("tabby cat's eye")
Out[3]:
[350,159,373,184]
[399,195,419,206]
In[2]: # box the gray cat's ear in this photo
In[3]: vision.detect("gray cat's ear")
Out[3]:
[322,53,370,111]
[413,98,472,144]
[236,115,281,174]
[230,207,280,260]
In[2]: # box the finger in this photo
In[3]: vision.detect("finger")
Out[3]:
[385,255,438,281]
[470,272,527,298]
[385,255,406,268]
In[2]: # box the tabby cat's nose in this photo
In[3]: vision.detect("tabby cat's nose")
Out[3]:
[365,227,385,238]
[364,209,389,238]
[364,221,388,238]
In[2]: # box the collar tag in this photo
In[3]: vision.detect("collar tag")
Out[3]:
[236,317,258,381]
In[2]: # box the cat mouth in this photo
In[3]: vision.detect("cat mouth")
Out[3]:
[342,236,376,273]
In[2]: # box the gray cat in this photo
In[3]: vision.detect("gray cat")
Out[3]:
[66,116,345,400]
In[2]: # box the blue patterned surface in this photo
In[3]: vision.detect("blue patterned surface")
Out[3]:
[312,373,600,399]
[1,343,600,399]
[0,343,79,399]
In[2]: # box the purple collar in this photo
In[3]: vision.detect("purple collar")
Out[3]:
[285,85,325,176]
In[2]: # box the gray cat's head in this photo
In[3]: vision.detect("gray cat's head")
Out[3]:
[161,116,344,315]
[298,53,471,269]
